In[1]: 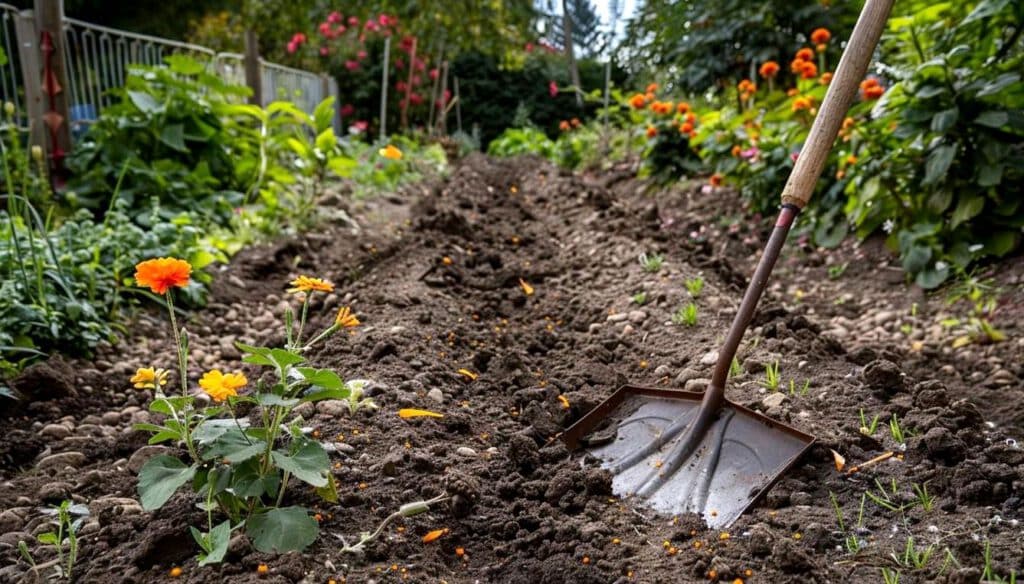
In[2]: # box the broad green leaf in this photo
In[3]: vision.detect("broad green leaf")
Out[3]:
[313,97,336,132]
[916,264,950,289]
[268,348,305,368]
[138,456,196,510]
[300,386,350,403]
[159,124,187,152]
[256,393,300,407]
[901,244,932,274]
[977,163,1003,186]
[246,507,318,554]
[975,111,1008,128]
[315,128,337,153]
[315,472,339,503]
[197,520,232,565]
[128,90,160,114]
[235,342,275,367]
[165,54,206,75]
[327,156,357,177]
[230,459,278,498]
[202,427,266,463]
[271,441,329,487]
[923,144,957,185]
[37,533,59,545]
[295,367,344,390]
[193,419,248,444]
[930,108,958,134]
[950,195,985,228]
[983,230,1019,257]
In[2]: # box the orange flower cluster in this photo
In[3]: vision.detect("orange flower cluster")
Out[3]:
[758,61,779,79]
[819,72,833,85]
[135,258,191,295]
[811,28,831,51]
[676,102,691,114]
[646,125,658,138]
[709,174,723,187]
[559,118,582,131]
[839,116,856,141]
[678,112,698,138]
[629,93,647,109]
[649,101,675,115]
[737,79,757,101]
[860,77,884,100]
[790,47,819,79]
[645,83,659,94]
[792,96,813,112]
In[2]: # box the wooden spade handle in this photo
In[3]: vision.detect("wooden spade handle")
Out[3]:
[780,0,896,209]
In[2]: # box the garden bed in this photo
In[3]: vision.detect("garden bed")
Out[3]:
[1,155,1021,583]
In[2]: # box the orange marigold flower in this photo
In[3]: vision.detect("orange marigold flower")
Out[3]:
[685,112,696,124]
[629,93,647,109]
[792,97,812,112]
[379,144,403,160]
[134,257,191,295]
[680,122,694,134]
[787,88,799,96]
[646,82,659,94]
[335,306,360,327]
[737,79,756,93]
[731,145,742,157]
[796,47,814,61]
[758,61,780,79]
[862,85,884,100]
[199,370,247,402]
[843,117,856,130]
[790,58,806,74]
[811,28,831,46]
[287,275,334,294]
[709,174,723,187]
[820,72,833,85]
[677,102,691,114]
[559,120,571,131]
[570,117,581,128]
[800,61,818,79]
[846,154,857,165]
[646,126,657,138]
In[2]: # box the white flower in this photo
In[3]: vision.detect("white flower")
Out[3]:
[968,244,983,253]
[882,219,895,234]
[935,261,948,271]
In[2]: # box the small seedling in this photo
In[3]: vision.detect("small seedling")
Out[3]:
[938,548,961,576]
[982,540,1018,583]
[729,357,742,378]
[899,323,913,335]
[343,379,379,415]
[830,491,866,554]
[859,409,880,436]
[867,477,909,513]
[827,262,848,280]
[684,276,704,298]
[788,379,810,396]
[889,413,907,444]
[761,360,780,391]
[672,303,698,326]
[18,500,88,581]
[639,252,665,273]
[881,567,901,584]
[893,536,934,570]
[632,292,648,306]
[911,482,935,512]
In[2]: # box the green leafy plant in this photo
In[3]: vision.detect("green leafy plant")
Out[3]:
[134,263,363,560]
[788,379,810,396]
[672,303,698,326]
[18,500,89,581]
[982,540,1018,583]
[761,360,781,391]
[632,291,648,305]
[893,536,935,570]
[638,252,665,273]
[911,482,935,512]
[860,409,881,436]
[881,567,901,584]
[729,356,743,378]
[890,413,908,444]
[828,262,849,280]
[684,276,704,298]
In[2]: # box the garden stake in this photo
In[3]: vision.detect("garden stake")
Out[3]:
[560,0,896,528]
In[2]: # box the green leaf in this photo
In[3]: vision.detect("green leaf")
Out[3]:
[923,144,957,185]
[37,533,59,545]
[202,427,266,463]
[983,230,1019,257]
[138,456,196,510]
[950,195,985,228]
[230,459,278,498]
[197,520,232,565]
[295,368,344,390]
[268,348,305,368]
[915,264,950,289]
[235,343,275,367]
[300,386,350,403]
[975,111,1009,128]
[902,245,932,274]
[315,128,337,153]
[193,419,247,444]
[930,108,958,134]
[327,156,357,177]
[313,97,336,133]
[977,163,1003,187]
[165,54,206,75]
[246,507,318,554]
[128,90,161,114]
[160,124,188,152]
[256,393,300,407]
[271,441,329,487]
[315,472,339,503]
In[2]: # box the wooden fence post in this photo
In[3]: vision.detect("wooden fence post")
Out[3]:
[14,10,45,150]
[34,0,71,173]
[243,29,262,106]
[378,36,390,142]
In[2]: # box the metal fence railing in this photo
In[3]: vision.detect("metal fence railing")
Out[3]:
[2,2,341,155]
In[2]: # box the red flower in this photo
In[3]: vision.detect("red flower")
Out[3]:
[811,28,831,46]
[709,174,723,187]
[340,103,355,117]
[364,19,379,32]
[291,33,307,44]
[800,60,818,79]
[413,58,426,72]
[320,46,330,56]
[286,41,298,54]
[409,93,423,106]
[394,57,405,70]
[646,126,657,138]
[318,22,333,37]
[795,47,814,61]
[525,42,534,52]
[379,14,393,27]
[345,60,360,71]
[134,258,192,295]
[396,81,408,93]
[549,80,559,97]
[429,68,439,81]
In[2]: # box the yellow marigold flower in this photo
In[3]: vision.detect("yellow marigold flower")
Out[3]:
[199,370,247,402]
[287,275,334,294]
[131,367,169,390]
[335,306,360,328]
[379,144,403,160]
[134,257,191,295]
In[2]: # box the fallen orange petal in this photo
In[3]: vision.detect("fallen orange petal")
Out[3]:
[422,528,448,543]
[519,278,534,296]
[558,395,570,409]
[398,408,444,419]
[831,449,846,472]
[457,368,478,381]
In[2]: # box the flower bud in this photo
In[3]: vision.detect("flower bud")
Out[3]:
[3,102,14,117]
[31,146,43,162]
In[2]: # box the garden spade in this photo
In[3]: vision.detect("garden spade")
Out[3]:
[560,0,896,529]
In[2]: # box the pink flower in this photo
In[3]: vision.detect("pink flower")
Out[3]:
[790,151,800,162]
[396,81,408,93]
[335,25,346,35]
[400,36,415,52]
[525,42,534,52]
[352,120,368,132]
[411,75,421,86]
[286,40,298,54]
[409,93,423,106]
[357,50,368,60]
[291,33,306,44]
[378,14,392,27]
[327,11,343,24]
[340,103,355,117]
[348,16,359,26]
[413,58,425,72]
[364,19,379,32]
[740,147,759,160]
[320,46,330,56]
[394,57,405,70]
[318,22,332,37]
[549,80,559,97]
[429,68,439,81]
[345,60,360,71]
